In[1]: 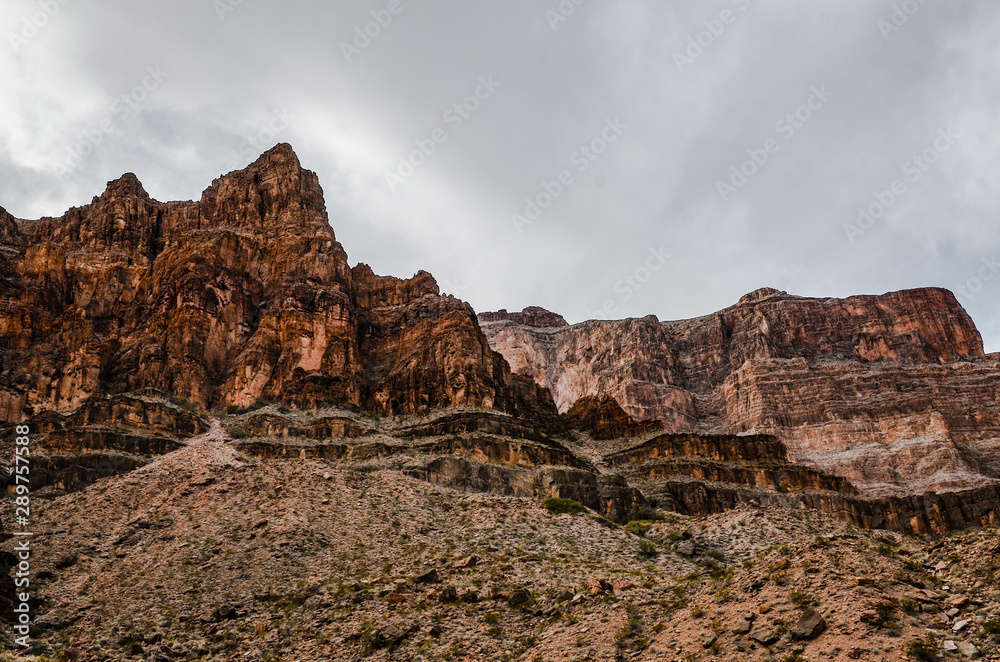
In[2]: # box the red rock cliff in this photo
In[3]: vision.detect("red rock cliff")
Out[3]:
[481,288,1000,497]
[0,145,554,421]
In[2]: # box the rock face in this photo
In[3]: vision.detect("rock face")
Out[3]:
[1,144,998,537]
[481,288,1000,499]
[0,144,553,421]
[564,395,663,440]
[477,307,568,328]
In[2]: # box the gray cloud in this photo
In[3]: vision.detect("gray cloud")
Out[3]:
[2,0,998,349]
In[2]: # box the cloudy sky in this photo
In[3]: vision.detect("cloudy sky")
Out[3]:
[2,0,998,350]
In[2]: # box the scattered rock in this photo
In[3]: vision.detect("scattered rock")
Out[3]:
[413,568,440,584]
[956,641,979,658]
[453,555,479,569]
[676,540,696,556]
[507,589,534,608]
[872,530,900,546]
[372,624,414,650]
[586,578,613,596]
[790,607,826,640]
[207,605,239,622]
[55,553,79,569]
[860,610,881,626]
[750,624,780,646]
[438,586,458,603]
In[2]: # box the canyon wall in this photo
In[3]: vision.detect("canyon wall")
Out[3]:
[480,289,1000,498]
[0,144,554,422]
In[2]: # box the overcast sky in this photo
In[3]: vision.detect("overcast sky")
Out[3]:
[2,0,998,350]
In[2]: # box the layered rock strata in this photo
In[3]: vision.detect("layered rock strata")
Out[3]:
[0,144,554,423]
[481,293,1000,500]
[1,145,998,536]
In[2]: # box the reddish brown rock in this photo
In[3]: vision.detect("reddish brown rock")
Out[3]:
[0,145,555,422]
[477,307,567,328]
[482,289,1000,498]
[564,395,662,439]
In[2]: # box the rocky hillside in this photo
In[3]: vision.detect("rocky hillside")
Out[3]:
[3,422,1000,661]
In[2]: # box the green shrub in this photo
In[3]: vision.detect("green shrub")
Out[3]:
[226,404,240,414]
[906,635,939,661]
[983,618,1000,634]
[628,505,665,522]
[228,426,247,439]
[543,498,587,515]
[875,602,897,627]
[625,521,652,537]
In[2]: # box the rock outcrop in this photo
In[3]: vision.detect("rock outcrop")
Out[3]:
[564,395,663,440]
[481,288,1000,500]
[477,307,568,328]
[0,144,554,422]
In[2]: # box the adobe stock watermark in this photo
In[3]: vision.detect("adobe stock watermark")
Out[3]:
[439,276,468,299]
[877,0,933,42]
[587,246,673,321]
[214,0,244,21]
[7,0,73,52]
[545,0,587,31]
[511,117,627,234]
[223,108,296,171]
[955,255,999,302]
[716,84,833,202]
[673,0,754,73]
[843,126,960,244]
[54,66,169,177]
[384,75,501,191]
[341,0,416,63]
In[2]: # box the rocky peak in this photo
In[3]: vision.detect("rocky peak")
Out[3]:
[100,172,149,201]
[478,306,568,328]
[0,205,19,244]
[351,264,440,308]
[197,143,331,237]
[737,287,787,305]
